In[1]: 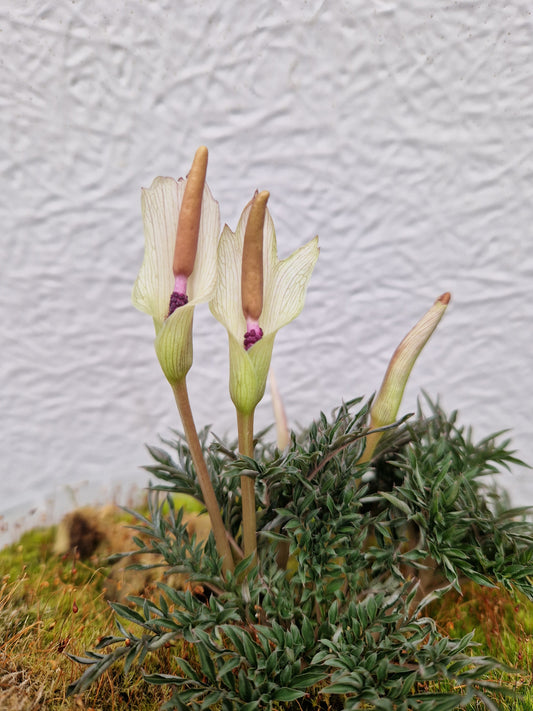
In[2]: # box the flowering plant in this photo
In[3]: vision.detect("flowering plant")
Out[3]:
[68,148,533,711]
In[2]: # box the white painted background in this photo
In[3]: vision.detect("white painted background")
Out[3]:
[2,0,532,544]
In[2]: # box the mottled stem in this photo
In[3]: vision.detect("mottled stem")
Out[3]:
[237,409,257,559]
[172,379,234,575]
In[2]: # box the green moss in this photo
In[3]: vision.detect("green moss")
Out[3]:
[0,510,172,710]
[429,583,533,710]
[2,525,57,575]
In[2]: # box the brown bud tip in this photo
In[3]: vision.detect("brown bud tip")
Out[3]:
[173,146,208,279]
[438,292,451,305]
[242,190,269,321]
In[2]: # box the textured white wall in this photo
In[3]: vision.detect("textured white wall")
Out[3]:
[2,0,532,543]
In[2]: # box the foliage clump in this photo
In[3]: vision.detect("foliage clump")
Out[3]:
[68,398,533,709]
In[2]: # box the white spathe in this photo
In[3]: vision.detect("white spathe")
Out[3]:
[133,176,220,384]
[210,200,319,415]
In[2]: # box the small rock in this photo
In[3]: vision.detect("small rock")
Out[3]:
[54,505,211,603]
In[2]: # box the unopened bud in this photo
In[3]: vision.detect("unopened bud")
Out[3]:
[359,292,451,463]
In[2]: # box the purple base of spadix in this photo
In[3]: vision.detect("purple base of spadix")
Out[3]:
[244,327,263,351]
[168,291,189,316]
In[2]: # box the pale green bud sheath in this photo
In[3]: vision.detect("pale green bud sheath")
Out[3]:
[360,292,451,464]
[270,369,290,450]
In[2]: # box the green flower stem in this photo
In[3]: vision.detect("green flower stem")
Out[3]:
[172,379,234,575]
[358,430,381,464]
[237,409,257,559]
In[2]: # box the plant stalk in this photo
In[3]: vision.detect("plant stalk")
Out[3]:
[237,410,257,559]
[358,429,381,464]
[172,379,234,575]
